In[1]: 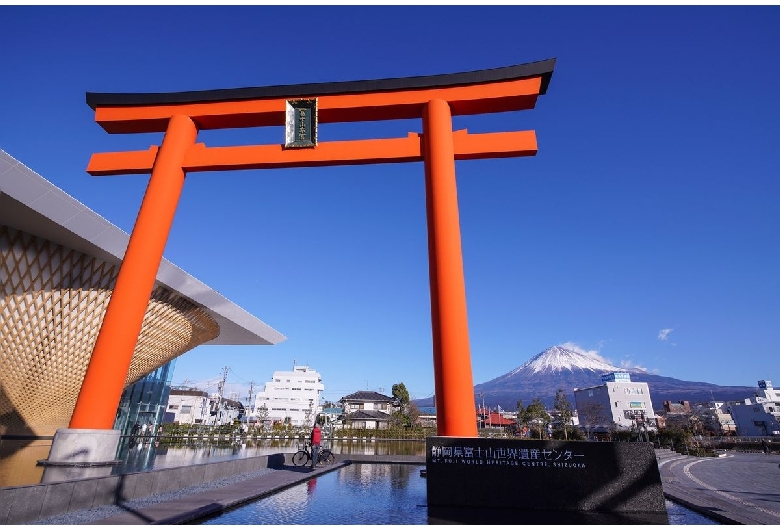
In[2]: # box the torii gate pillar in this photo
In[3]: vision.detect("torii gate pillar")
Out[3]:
[423,99,477,435]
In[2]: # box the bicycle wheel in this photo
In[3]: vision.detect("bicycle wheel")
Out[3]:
[320,449,335,465]
[292,450,310,467]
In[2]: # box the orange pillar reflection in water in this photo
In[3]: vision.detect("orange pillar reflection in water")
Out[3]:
[423,99,478,437]
[69,115,198,429]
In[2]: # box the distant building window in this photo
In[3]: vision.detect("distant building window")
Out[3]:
[168,404,179,410]
[181,405,192,414]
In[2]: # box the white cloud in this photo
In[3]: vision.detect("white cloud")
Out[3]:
[619,359,650,373]
[559,341,602,359]
[658,328,673,341]
[559,341,656,375]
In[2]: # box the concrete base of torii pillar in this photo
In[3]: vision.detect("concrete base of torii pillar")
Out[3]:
[37,428,121,483]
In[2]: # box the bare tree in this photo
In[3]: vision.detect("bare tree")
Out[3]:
[554,389,573,440]
[579,401,607,440]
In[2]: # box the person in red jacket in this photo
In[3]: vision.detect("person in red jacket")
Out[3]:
[310,423,322,470]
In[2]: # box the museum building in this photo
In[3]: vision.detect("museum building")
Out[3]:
[0,150,285,438]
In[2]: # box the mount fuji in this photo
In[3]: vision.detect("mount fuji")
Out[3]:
[413,345,758,412]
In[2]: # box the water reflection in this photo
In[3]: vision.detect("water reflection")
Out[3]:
[201,463,429,525]
[199,464,719,525]
[0,439,50,487]
[0,437,428,488]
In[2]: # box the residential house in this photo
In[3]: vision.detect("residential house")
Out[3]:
[417,406,437,428]
[320,406,343,432]
[477,408,516,431]
[339,391,398,429]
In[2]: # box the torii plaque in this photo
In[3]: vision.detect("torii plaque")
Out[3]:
[71,59,555,438]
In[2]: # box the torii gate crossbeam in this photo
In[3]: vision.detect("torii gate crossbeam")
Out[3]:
[70,59,555,438]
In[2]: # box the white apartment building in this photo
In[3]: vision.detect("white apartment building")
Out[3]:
[727,379,780,436]
[574,371,657,434]
[165,388,211,424]
[252,364,324,427]
[165,388,244,426]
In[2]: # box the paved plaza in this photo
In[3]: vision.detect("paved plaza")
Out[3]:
[657,448,780,525]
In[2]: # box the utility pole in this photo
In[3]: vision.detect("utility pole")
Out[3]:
[215,366,228,425]
[247,381,255,415]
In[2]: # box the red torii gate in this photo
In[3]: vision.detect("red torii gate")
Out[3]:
[72,59,555,437]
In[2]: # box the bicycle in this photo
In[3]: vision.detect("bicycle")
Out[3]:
[292,441,335,467]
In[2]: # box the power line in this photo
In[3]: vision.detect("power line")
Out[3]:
[227,366,260,385]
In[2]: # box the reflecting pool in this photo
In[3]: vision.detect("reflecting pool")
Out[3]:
[0,437,427,488]
[0,439,723,524]
[198,463,720,525]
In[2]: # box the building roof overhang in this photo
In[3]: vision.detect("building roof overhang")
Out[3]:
[0,150,285,346]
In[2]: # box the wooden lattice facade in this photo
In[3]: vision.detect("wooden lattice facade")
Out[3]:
[0,225,219,437]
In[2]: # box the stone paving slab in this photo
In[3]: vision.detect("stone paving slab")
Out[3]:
[86,463,346,525]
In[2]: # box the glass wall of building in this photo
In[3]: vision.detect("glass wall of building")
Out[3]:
[113,360,176,436]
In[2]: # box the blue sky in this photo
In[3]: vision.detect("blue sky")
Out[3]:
[2,6,779,406]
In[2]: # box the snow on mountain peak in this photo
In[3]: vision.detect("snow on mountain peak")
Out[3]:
[511,345,622,375]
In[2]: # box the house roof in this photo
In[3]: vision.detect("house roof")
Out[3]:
[485,413,516,426]
[170,389,209,397]
[341,391,394,403]
[222,398,244,410]
[0,150,285,346]
[345,410,392,421]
